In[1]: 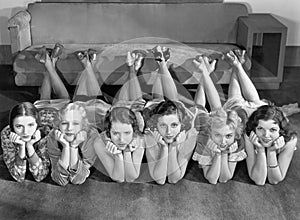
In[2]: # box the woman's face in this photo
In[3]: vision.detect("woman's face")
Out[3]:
[157,114,181,144]
[13,116,37,142]
[211,125,235,150]
[110,121,134,150]
[59,110,83,142]
[255,119,280,148]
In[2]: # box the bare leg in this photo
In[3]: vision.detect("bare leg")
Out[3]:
[193,56,221,111]
[151,46,178,101]
[75,52,102,98]
[227,51,260,102]
[42,54,69,99]
[117,51,144,101]
[40,73,51,100]
[194,82,206,107]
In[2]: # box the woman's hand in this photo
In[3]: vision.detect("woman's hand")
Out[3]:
[249,131,264,150]
[207,138,221,154]
[10,132,26,147]
[71,130,87,148]
[27,129,41,146]
[54,129,69,146]
[153,130,168,147]
[268,136,285,152]
[105,141,122,155]
[171,130,186,146]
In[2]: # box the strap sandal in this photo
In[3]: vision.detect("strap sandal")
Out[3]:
[87,49,97,61]
[76,50,88,60]
[51,43,64,59]
[151,46,170,62]
[35,46,47,64]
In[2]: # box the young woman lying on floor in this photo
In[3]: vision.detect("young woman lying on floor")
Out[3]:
[191,52,247,184]
[143,46,197,184]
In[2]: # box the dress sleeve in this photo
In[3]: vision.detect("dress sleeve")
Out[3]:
[46,132,70,186]
[192,133,214,167]
[28,137,50,182]
[1,126,26,182]
[228,138,247,162]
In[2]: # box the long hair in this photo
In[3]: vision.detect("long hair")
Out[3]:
[104,106,140,138]
[9,102,39,132]
[208,108,243,140]
[246,105,297,142]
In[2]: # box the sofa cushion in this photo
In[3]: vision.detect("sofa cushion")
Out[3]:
[13,42,242,86]
[27,2,247,45]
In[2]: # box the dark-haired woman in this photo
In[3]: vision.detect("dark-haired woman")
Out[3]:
[244,105,297,185]
[143,46,197,185]
[1,102,50,182]
[93,106,145,183]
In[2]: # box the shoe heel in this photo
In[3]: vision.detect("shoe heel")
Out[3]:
[51,43,64,59]
[88,49,97,61]
[35,46,47,63]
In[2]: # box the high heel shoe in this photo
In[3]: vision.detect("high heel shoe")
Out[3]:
[51,43,64,59]
[35,46,47,63]
[76,50,87,60]
[87,49,97,61]
[151,46,170,62]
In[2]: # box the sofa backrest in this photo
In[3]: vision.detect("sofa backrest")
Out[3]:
[27,2,248,45]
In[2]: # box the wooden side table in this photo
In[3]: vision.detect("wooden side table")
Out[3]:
[237,13,287,89]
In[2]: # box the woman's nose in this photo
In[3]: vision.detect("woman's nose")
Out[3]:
[166,126,171,134]
[67,123,73,130]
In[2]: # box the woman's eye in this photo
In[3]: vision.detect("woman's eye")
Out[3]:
[256,127,263,131]
[28,123,35,127]
[270,128,278,132]
[73,122,79,126]
[61,122,67,126]
[159,124,166,128]
[125,131,131,135]
[15,125,22,129]
[112,132,118,136]
[226,134,233,139]
[171,123,178,128]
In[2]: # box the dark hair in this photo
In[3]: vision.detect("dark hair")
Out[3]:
[104,107,140,138]
[9,102,39,132]
[246,105,297,142]
[145,99,183,131]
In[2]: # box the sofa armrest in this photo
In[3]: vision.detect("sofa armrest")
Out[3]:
[8,10,32,54]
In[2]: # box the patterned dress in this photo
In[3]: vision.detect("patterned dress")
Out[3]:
[1,126,50,182]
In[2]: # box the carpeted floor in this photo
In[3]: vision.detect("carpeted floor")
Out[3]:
[0,66,299,220]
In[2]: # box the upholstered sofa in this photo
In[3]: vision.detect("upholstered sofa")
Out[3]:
[8,2,256,89]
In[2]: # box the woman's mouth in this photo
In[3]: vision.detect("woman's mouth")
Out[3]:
[261,138,272,144]
[117,144,127,150]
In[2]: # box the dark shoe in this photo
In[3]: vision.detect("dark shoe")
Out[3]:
[51,43,64,59]
[76,51,87,60]
[87,49,97,61]
[35,46,47,63]
[234,49,251,70]
[151,46,170,62]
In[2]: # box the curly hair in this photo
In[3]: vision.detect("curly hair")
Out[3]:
[208,108,244,140]
[9,102,39,132]
[53,102,89,131]
[245,105,297,142]
[104,106,140,138]
[145,99,183,131]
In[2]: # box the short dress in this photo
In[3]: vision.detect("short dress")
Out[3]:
[223,95,267,118]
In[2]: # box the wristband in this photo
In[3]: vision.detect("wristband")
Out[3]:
[269,164,279,168]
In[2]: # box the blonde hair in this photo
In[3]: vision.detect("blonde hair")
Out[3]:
[209,108,243,139]
[54,102,89,131]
